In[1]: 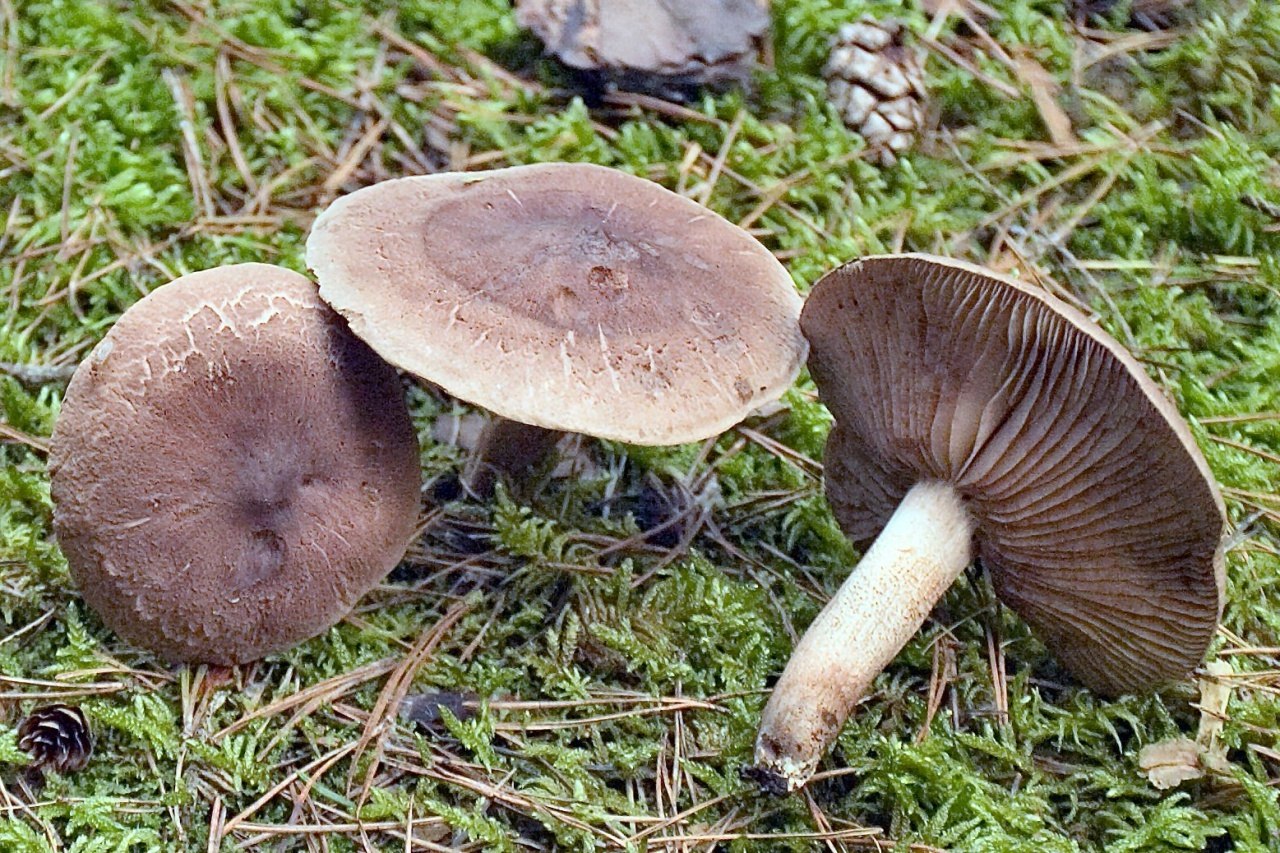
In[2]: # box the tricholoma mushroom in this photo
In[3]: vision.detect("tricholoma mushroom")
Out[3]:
[49,264,422,664]
[306,162,807,494]
[751,254,1226,792]
[515,0,771,94]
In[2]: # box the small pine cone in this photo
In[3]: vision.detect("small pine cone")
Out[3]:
[824,19,927,166]
[17,704,93,774]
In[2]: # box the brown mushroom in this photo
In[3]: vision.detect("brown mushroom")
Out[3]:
[305,162,806,495]
[49,264,421,664]
[515,0,770,94]
[751,254,1226,792]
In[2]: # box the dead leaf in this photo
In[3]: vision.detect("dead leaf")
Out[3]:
[1012,49,1076,147]
[1196,659,1233,752]
[1138,738,1202,789]
[1138,660,1237,790]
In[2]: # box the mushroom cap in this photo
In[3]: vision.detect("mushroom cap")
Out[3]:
[305,163,807,444]
[49,264,421,664]
[515,0,769,83]
[802,254,1226,695]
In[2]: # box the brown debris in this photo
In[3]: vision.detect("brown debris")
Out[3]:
[399,690,480,736]
[1241,194,1280,232]
[1138,738,1203,790]
[1012,48,1077,147]
[1071,0,1192,31]
[1137,659,1236,789]
[1195,659,1235,774]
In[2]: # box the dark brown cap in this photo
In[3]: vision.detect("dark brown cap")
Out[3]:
[305,163,806,444]
[802,254,1226,694]
[49,264,421,664]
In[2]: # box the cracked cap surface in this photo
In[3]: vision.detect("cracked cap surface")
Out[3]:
[49,263,422,664]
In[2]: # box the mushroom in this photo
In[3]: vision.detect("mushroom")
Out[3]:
[49,264,422,664]
[305,162,807,495]
[515,0,770,96]
[751,254,1226,793]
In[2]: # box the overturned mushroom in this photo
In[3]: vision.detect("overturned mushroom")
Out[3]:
[305,162,806,495]
[751,254,1226,793]
[49,264,422,664]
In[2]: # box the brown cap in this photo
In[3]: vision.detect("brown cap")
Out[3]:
[305,163,806,444]
[49,264,421,664]
[802,254,1226,695]
[516,0,769,87]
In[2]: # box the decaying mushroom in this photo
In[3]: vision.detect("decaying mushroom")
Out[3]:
[49,264,422,664]
[515,0,771,94]
[305,162,806,495]
[750,254,1226,793]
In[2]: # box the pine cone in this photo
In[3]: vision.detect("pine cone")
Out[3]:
[824,19,927,166]
[17,704,92,774]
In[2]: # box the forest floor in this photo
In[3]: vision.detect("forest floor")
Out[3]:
[2,0,1280,850]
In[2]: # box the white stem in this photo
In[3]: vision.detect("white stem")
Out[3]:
[752,480,974,793]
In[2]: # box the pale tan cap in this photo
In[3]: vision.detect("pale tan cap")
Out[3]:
[49,264,421,664]
[305,163,807,445]
[802,254,1226,695]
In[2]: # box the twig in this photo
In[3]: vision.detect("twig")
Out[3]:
[0,423,50,454]
[919,34,1019,98]
[211,656,400,741]
[350,600,470,806]
[214,51,258,198]
[163,69,215,220]
[1208,434,1280,466]
[696,110,744,206]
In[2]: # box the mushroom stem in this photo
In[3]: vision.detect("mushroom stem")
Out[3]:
[752,480,973,793]
[462,417,565,498]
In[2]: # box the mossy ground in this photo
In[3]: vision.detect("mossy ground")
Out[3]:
[2,0,1280,850]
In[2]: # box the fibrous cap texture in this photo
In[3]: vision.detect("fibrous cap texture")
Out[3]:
[49,263,422,664]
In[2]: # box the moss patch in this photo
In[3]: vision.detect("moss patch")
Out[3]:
[2,0,1279,849]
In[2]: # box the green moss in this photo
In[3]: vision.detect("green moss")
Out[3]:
[2,0,1279,849]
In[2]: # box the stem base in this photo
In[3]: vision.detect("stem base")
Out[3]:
[751,480,974,792]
